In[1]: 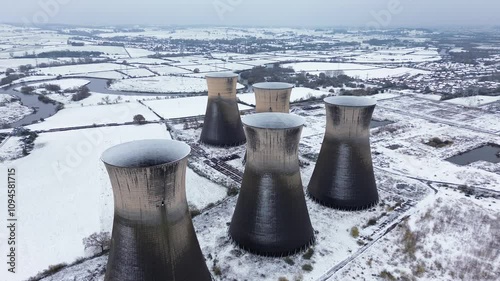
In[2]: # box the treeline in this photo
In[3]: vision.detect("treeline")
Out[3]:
[18,50,103,58]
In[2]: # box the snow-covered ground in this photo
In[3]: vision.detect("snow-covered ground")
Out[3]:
[38,63,128,76]
[109,76,244,94]
[0,124,227,281]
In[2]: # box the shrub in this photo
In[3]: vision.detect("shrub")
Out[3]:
[227,186,239,196]
[133,114,146,124]
[301,264,313,272]
[284,257,295,266]
[302,248,314,260]
[212,265,222,276]
[425,137,453,148]
[350,226,359,238]
[380,270,396,280]
[278,277,289,281]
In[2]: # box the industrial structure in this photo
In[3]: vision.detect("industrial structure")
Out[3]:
[200,72,246,146]
[253,82,294,113]
[230,113,315,256]
[307,96,379,210]
[101,140,212,281]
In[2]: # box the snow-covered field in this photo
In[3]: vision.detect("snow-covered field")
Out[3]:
[110,76,245,94]
[144,96,252,119]
[26,102,159,130]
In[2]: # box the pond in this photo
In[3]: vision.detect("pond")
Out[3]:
[445,144,500,166]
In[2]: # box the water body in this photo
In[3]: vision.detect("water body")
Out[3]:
[446,144,500,166]
[1,77,185,128]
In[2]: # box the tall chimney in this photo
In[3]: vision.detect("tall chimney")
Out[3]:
[307,97,379,210]
[101,140,212,281]
[200,72,246,146]
[230,113,315,256]
[253,82,294,113]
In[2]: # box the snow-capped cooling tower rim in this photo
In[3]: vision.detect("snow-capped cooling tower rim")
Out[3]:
[242,113,304,129]
[101,139,190,169]
[324,96,377,107]
[252,82,295,90]
[205,72,238,78]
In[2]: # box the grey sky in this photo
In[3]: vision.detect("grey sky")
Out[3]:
[3,0,500,27]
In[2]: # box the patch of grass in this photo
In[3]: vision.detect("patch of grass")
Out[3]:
[350,226,359,238]
[278,277,289,281]
[301,264,313,272]
[302,248,314,260]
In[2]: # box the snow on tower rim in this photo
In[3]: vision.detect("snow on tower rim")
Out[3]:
[205,72,238,78]
[253,82,294,90]
[242,113,304,129]
[101,139,190,169]
[324,96,377,107]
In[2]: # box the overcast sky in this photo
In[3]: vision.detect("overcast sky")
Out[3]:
[3,0,500,27]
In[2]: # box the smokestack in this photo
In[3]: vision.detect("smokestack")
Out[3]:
[307,97,379,210]
[101,140,212,281]
[253,82,294,113]
[230,113,315,256]
[200,72,246,146]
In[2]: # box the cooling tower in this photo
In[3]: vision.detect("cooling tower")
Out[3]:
[307,96,379,210]
[253,82,294,113]
[200,72,246,146]
[101,140,212,281]
[230,113,315,256]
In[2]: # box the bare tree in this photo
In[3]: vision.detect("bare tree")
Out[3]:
[82,232,110,254]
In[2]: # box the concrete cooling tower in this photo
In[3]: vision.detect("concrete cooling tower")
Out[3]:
[253,82,294,113]
[101,140,212,281]
[200,72,246,146]
[230,113,315,256]
[307,96,379,210]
